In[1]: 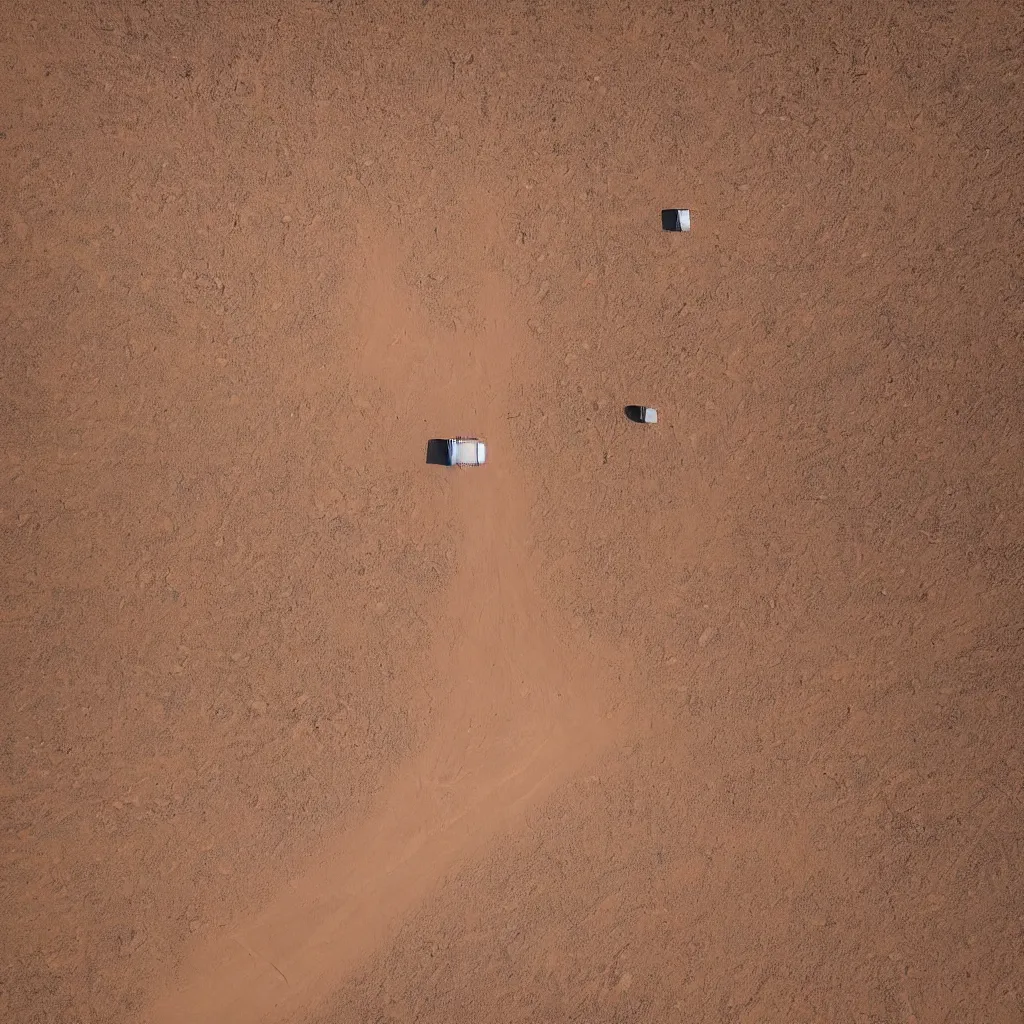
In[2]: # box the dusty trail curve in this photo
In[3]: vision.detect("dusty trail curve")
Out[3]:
[147,254,628,1024]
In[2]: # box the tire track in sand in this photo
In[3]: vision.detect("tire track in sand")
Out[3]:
[146,245,627,1024]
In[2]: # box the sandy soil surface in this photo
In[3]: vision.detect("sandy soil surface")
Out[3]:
[3,1,1023,1021]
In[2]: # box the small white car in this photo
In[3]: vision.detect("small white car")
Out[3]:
[446,438,487,466]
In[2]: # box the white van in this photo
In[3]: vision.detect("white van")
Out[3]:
[446,438,487,466]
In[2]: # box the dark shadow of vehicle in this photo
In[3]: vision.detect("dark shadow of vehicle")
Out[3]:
[661,209,683,231]
[624,406,646,423]
[425,439,451,465]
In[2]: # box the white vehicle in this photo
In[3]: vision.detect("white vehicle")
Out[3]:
[446,437,487,466]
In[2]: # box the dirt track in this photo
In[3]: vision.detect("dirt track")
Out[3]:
[3,1,1023,1021]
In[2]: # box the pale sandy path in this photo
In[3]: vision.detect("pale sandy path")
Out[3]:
[146,250,627,1024]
